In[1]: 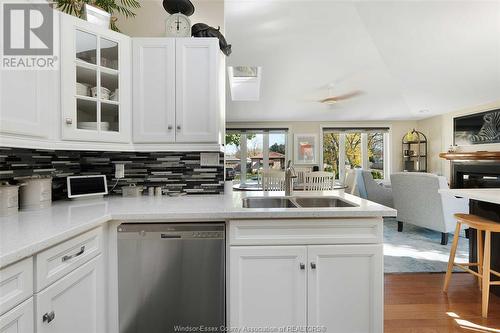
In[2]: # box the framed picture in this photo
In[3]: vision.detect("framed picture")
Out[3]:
[454,109,500,145]
[294,134,318,164]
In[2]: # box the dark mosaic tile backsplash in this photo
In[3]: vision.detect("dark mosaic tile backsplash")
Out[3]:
[0,147,224,200]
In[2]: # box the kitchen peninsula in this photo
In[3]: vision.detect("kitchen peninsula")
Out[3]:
[0,190,395,333]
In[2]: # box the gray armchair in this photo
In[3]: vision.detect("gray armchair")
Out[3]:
[390,172,469,245]
[356,170,393,208]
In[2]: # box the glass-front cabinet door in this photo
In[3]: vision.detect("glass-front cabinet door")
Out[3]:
[61,14,130,143]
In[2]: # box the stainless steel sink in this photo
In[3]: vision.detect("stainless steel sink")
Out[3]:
[241,196,357,208]
[293,197,357,208]
[242,197,298,208]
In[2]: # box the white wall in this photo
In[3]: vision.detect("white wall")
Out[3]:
[115,0,224,37]
[417,100,500,178]
[226,120,417,174]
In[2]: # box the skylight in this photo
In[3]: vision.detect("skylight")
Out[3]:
[228,66,262,101]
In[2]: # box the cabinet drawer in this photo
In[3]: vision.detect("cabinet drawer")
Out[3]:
[0,257,33,315]
[0,297,34,333]
[35,227,102,292]
[35,256,104,333]
[229,218,383,245]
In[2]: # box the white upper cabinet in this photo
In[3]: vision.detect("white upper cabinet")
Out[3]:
[175,38,220,143]
[0,71,57,139]
[60,14,131,143]
[229,246,307,327]
[132,39,176,143]
[308,245,383,333]
[0,8,59,142]
[1,14,224,150]
[133,37,222,145]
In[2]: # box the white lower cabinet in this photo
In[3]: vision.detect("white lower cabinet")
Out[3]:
[0,298,34,333]
[229,246,307,327]
[35,255,105,333]
[308,245,383,333]
[229,239,383,333]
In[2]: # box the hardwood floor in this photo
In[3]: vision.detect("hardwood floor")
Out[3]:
[385,273,500,332]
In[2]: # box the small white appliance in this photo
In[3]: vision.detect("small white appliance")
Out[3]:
[67,175,108,199]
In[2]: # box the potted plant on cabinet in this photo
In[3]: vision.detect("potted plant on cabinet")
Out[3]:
[55,0,140,31]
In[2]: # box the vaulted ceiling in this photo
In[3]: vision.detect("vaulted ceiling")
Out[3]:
[225,0,500,122]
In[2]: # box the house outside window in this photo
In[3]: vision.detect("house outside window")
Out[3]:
[225,128,288,187]
[322,127,390,182]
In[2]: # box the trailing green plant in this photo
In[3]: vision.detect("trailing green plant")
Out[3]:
[55,0,140,32]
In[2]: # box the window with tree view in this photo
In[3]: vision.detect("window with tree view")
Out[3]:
[322,128,389,182]
[225,129,288,188]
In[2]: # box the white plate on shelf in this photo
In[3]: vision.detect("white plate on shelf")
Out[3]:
[77,122,110,131]
[76,83,90,96]
[91,87,111,100]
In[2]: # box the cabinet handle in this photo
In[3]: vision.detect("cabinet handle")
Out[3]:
[310,262,316,269]
[43,311,55,323]
[299,263,305,270]
[168,125,173,130]
[65,118,73,125]
[176,125,181,131]
[62,246,85,262]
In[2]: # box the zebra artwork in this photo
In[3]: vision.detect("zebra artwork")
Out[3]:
[470,111,500,143]
[454,109,500,145]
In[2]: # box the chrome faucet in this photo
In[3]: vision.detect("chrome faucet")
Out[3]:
[285,160,297,196]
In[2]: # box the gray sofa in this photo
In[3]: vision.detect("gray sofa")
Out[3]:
[390,172,469,245]
[356,170,393,208]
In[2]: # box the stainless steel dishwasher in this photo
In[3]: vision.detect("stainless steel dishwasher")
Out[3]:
[117,223,225,333]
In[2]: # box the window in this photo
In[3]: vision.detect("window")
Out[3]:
[225,129,288,187]
[322,127,390,181]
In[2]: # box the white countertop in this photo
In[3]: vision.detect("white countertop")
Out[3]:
[439,188,500,205]
[0,190,395,269]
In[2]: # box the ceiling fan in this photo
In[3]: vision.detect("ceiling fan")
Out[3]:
[318,84,363,105]
[320,91,363,104]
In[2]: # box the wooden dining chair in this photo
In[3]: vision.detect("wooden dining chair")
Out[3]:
[304,171,335,191]
[261,170,286,191]
[344,169,358,195]
[294,167,312,186]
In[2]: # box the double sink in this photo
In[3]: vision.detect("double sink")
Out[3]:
[242,196,357,208]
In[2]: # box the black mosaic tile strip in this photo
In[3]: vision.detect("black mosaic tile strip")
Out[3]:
[0,147,224,200]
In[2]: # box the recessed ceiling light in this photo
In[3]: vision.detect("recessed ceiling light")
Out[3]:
[418,109,430,114]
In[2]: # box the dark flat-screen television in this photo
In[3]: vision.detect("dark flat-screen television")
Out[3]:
[454,108,500,145]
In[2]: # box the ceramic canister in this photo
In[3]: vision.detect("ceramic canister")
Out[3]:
[19,177,52,210]
[0,182,19,216]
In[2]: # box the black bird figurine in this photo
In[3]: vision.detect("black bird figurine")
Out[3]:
[162,0,195,16]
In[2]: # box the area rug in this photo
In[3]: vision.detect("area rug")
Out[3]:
[384,218,469,273]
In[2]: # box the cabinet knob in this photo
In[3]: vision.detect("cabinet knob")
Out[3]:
[65,118,73,125]
[299,263,305,270]
[43,311,55,323]
[168,125,173,130]
[176,125,181,131]
[310,262,317,269]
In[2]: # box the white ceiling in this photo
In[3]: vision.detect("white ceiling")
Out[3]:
[225,0,500,122]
